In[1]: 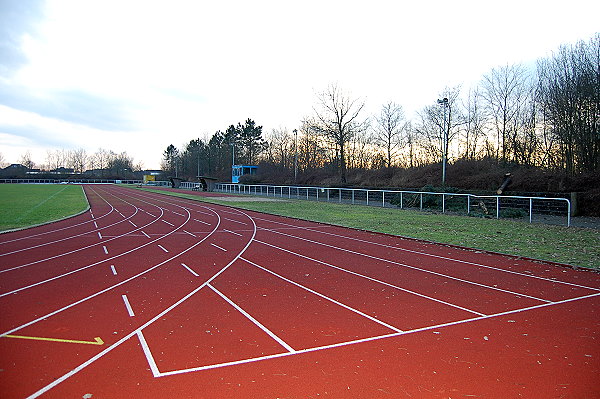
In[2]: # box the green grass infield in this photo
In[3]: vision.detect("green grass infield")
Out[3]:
[0,184,89,232]
[137,187,600,270]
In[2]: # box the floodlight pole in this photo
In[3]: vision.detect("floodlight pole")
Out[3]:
[437,97,449,186]
[197,138,200,177]
[293,129,298,182]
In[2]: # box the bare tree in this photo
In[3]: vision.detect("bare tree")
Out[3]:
[265,127,293,168]
[414,86,464,167]
[460,88,487,160]
[537,35,600,172]
[298,118,326,170]
[45,149,68,170]
[68,148,88,173]
[19,151,35,169]
[310,84,368,183]
[481,63,530,163]
[0,152,7,168]
[91,148,113,176]
[373,102,407,168]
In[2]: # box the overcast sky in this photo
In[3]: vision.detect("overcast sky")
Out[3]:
[1,0,598,169]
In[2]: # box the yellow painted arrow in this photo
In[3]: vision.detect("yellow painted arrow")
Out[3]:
[3,334,104,345]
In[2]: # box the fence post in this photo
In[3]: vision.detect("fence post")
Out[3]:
[352,190,355,205]
[382,191,385,207]
[467,195,470,214]
[420,193,423,211]
[339,189,342,203]
[400,192,403,209]
[496,197,500,219]
[529,198,533,223]
[366,190,369,206]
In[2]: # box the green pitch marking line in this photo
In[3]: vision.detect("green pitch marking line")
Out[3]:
[3,334,104,345]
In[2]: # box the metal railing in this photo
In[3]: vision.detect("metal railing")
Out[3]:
[214,183,572,227]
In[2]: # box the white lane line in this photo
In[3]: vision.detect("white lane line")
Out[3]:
[110,265,117,275]
[172,211,185,217]
[224,218,247,225]
[195,210,213,216]
[93,221,98,228]
[103,246,108,255]
[141,231,151,239]
[16,207,249,398]
[211,243,227,252]
[241,257,405,333]
[208,283,295,352]
[129,220,137,227]
[254,215,600,292]
[224,229,242,237]
[262,227,551,303]
[136,331,160,377]
[157,292,600,377]
[183,230,197,238]
[162,220,175,226]
[193,219,211,226]
[255,239,485,316]
[158,244,169,253]
[121,295,135,317]
[181,263,199,277]
[97,232,103,240]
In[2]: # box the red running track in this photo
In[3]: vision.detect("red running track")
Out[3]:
[0,184,599,398]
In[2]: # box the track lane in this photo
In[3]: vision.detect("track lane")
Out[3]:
[1,186,599,399]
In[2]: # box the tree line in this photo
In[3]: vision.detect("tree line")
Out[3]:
[5,148,143,179]
[163,35,598,184]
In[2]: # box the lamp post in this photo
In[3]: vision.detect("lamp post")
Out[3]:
[197,138,201,177]
[293,129,298,182]
[437,97,449,186]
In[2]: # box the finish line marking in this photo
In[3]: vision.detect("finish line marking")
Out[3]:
[3,334,104,346]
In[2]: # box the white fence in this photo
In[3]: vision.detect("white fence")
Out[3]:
[215,183,572,227]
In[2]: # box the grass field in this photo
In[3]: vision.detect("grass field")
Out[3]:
[0,184,88,231]
[139,187,600,270]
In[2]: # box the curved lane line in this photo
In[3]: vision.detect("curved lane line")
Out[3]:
[0,199,163,275]
[22,206,257,399]
[0,203,215,336]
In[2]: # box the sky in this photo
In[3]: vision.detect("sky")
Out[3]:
[0,0,598,170]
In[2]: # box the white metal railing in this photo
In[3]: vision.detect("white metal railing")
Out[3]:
[213,183,572,227]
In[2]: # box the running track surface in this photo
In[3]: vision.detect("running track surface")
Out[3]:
[0,185,598,398]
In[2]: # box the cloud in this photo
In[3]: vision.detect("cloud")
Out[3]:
[0,0,45,77]
[0,81,135,131]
